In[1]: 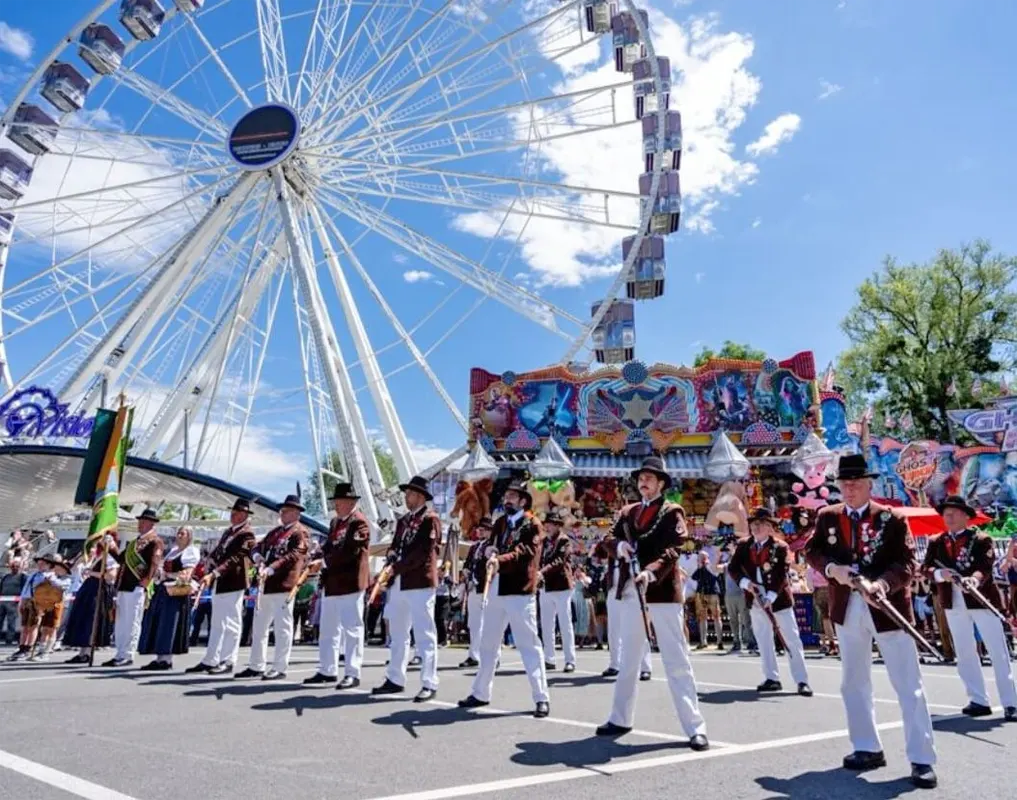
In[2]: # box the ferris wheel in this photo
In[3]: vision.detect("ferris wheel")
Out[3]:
[0,0,680,522]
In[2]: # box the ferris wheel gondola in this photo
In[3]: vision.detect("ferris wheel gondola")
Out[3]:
[0,0,679,520]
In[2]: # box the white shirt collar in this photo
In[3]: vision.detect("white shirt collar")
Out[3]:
[508,510,524,525]
[845,503,869,518]
[641,494,662,508]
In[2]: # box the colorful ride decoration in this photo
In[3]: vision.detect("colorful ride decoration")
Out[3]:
[468,351,819,454]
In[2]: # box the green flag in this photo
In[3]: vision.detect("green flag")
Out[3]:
[82,404,134,556]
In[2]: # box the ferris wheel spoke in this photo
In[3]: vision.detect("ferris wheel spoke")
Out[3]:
[107,62,228,140]
[179,10,253,111]
[293,0,344,109]
[320,189,581,335]
[256,0,292,104]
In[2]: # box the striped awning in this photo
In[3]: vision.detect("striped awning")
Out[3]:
[569,451,793,478]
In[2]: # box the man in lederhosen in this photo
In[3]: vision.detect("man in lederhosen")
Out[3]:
[459,516,493,668]
[235,495,309,681]
[104,509,164,667]
[594,457,708,751]
[539,510,577,673]
[728,508,812,696]
[923,495,1017,721]
[305,483,371,689]
[458,480,551,718]
[805,454,936,789]
[372,476,441,702]
[188,498,256,675]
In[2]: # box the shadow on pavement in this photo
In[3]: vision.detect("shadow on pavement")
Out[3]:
[372,706,524,739]
[250,691,404,716]
[511,737,677,770]
[184,683,308,700]
[546,674,612,689]
[698,688,778,705]
[756,768,919,799]
[933,713,1009,744]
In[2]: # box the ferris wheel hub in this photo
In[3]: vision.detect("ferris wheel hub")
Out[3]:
[226,103,301,171]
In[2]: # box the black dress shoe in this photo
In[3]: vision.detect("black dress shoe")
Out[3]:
[409,655,422,666]
[595,722,631,736]
[457,695,489,708]
[140,661,162,671]
[65,654,89,664]
[458,657,479,668]
[639,671,652,682]
[757,679,783,692]
[533,701,550,718]
[797,682,813,697]
[234,667,264,679]
[601,667,619,677]
[209,663,234,675]
[910,764,937,789]
[303,672,336,686]
[563,663,575,673]
[371,679,405,695]
[414,687,437,703]
[689,734,709,751]
[1005,706,1017,721]
[262,670,286,681]
[544,662,556,671]
[842,751,887,771]
[101,658,119,667]
[185,663,213,674]
[336,676,360,690]
[962,701,992,717]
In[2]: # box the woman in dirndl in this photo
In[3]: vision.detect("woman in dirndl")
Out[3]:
[63,537,119,664]
[139,527,200,671]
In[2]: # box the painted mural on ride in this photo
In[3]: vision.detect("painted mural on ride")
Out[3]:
[820,392,1017,511]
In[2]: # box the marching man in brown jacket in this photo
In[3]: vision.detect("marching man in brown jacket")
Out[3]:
[805,454,936,789]
[922,495,1017,720]
[459,516,493,668]
[459,480,551,718]
[539,510,577,673]
[594,457,708,751]
[728,508,812,696]
[236,494,309,681]
[372,476,442,702]
[188,498,255,675]
[305,483,372,689]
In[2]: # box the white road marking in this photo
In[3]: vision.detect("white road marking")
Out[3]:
[0,749,141,800]
[364,716,957,800]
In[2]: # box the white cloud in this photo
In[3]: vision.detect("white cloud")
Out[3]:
[0,22,33,61]
[452,8,792,287]
[818,79,842,100]
[745,113,802,157]
[403,269,436,283]
[408,439,456,472]
[751,217,762,228]
[694,271,705,283]
[392,252,409,265]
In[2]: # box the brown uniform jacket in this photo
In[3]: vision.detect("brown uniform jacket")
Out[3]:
[387,507,440,590]
[114,534,164,593]
[321,511,371,596]
[599,498,689,604]
[253,523,309,594]
[728,536,794,612]
[922,528,1004,613]
[540,534,574,592]
[489,512,543,596]
[208,524,256,594]
[805,501,915,633]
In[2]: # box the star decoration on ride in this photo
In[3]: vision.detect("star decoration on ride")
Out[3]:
[621,394,654,426]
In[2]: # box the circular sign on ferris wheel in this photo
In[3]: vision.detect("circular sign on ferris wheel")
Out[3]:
[226,104,300,170]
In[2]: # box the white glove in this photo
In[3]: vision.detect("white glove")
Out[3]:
[486,556,499,574]
[251,552,264,564]
[634,570,653,586]
[263,567,275,577]
[616,541,634,560]
[484,546,497,560]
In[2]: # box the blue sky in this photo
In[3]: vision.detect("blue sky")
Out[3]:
[1,0,1015,499]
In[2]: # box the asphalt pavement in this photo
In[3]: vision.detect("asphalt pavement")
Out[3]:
[1,641,1015,799]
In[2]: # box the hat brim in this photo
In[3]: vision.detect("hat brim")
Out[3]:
[280,502,306,512]
[749,515,781,527]
[835,471,880,481]
[231,505,253,515]
[630,467,672,487]
[331,493,361,502]
[399,483,433,501]
[135,513,159,522]
[936,501,976,518]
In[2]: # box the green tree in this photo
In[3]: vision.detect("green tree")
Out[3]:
[693,340,767,367]
[836,241,1017,442]
[303,444,399,516]
[157,504,220,521]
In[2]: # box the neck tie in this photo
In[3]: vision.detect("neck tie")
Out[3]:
[849,510,861,552]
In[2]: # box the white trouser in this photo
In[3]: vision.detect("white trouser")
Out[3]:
[750,605,810,686]
[540,589,577,666]
[114,588,146,661]
[248,593,295,673]
[607,593,652,673]
[386,581,439,690]
[608,593,705,735]
[202,590,244,667]
[471,578,549,704]
[319,592,366,678]
[944,586,1017,709]
[467,591,485,662]
[837,592,936,765]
